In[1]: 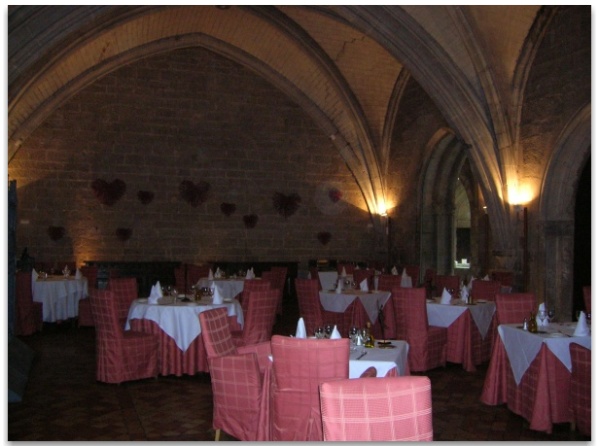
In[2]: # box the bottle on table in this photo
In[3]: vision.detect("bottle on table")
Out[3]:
[364,321,375,348]
[528,312,538,333]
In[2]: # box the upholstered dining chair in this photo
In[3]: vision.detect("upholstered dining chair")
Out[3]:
[494,293,537,324]
[569,343,591,437]
[403,265,420,288]
[89,289,158,384]
[391,287,447,372]
[337,262,355,276]
[107,277,139,325]
[269,266,288,315]
[199,307,272,441]
[270,335,350,441]
[490,270,514,288]
[582,286,591,316]
[231,288,279,346]
[434,275,461,299]
[15,270,43,336]
[239,278,271,318]
[77,265,99,327]
[352,268,375,291]
[377,274,403,292]
[319,376,434,441]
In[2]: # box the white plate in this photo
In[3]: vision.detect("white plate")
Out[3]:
[223,298,233,303]
[477,299,487,303]
[548,332,567,338]
[185,302,198,306]
[137,298,148,303]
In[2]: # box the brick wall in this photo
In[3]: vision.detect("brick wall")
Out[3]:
[9,47,390,269]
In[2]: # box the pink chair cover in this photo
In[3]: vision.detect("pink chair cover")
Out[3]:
[495,293,537,324]
[296,278,324,335]
[337,263,355,276]
[239,279,271,318]
[352,269,374,290]
[77,266,98,327]
[270,335,350,441]
[199,307,272,440]
[423,268,436,298]
[269,266,288,315]
[90,289,158,384]
[582,286,591,315]
[377,274,402,292]
[434,275,461,298]
[15,271,43,336]
[491,270,514,287]
[80,266,98,288]
[319,376,434,441]
[391,287,447,372]
[308,267,322,290]
[107,277,139,323]
[231,288,278,346]
[569,343,591,436]
[403,264,420,287]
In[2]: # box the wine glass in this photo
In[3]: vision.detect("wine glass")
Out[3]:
[314,326,324,339]
[325,324,334,339]
[547,307,555,323]
[348,325,359,350]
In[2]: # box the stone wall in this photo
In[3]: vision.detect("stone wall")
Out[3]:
[8,47,386,269]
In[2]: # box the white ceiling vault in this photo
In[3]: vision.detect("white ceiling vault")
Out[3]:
[8,5,560,219]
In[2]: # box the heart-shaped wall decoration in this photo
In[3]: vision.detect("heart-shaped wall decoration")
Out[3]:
[179,180,210,207]
[91,179,126,206]
[115,227,132,241]
[243,214,258,229]
[328,188,343,203]
[273,192,301,219]
[220,202,236,217]
[137,190,154,205]
[317,231,332,245]
[48,226,65,241]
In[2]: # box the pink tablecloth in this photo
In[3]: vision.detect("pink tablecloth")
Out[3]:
[481,324,591,433]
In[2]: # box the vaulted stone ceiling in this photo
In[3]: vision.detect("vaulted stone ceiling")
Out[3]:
[8,5,544,220]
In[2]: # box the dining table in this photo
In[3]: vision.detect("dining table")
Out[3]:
[480,322,591,433]
[125,296,244,376]
[196,277,246,301]
[319,289,396,339]
[427,297,496,371]
[32,275,89,322]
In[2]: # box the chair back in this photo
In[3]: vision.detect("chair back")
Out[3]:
[89,289,123,339]
[471,279,502,301]
[240,288,279,345]
[434,275,461,298]
[80,266,98,288]
[495,293,537,324]
[377,274,402,292]
[569,343,591,436]
[319,376,434,441]
[352,269,374,290]
[391,287,428,340]
[15,270,43,335]
[107,277,138,321]
[308,267,322,290]
[270,335,350,441]
[582,286,591,315]
[240,279,271,317]
[199,307,238,358]
[403,265,420,287]
[175,263,211,293]
[337,262,355,276]
[295,278,324,335]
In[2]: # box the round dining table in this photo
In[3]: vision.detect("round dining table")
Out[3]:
[32,275,89,322]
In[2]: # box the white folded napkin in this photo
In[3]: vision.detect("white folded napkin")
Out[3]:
[460,285,469,303]
[482,274,490,281]
[215,268,223,279]
[401,268,408,278]
[467,276,474,291]
[341,267,347,277]
[211,283,223,304]
[573,311,590,336]
[329,325,342,339]
[208,269,214,280]
[295,317,307,338]
[307,271,312,279]
[335,280,343,294]
[32,268,38,282]
[536,302,548,327]
[75,268,82,279]
[250,267,255,278]
[246,269,253,279]
[360,279,369,292]
[148,282,163,304]
[440,287,452,304]
[391,266,399,275]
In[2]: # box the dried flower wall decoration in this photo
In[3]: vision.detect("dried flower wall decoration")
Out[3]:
[179,180,210,207]
[48,226,65,241]
[91,179,126,206]
[137,190,154,205]
[272,192,301,219]
[220,202,236,217]
[243,214,258,229]
[317,231,332,245]
[116,227,132,241]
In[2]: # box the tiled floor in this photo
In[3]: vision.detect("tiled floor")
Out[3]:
[8,299,589,441]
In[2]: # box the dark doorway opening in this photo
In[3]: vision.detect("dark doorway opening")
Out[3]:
[572,156,591,319]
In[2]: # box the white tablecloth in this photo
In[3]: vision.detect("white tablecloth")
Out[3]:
[32,276,89,322]
[125,298,244,352]
[373,275,412,289]
[196,277,246,300]
[320,290,391,324]
[317,271,339,291]
[349,340,409,378]
[427,300,496,338]
[498,323,592,385]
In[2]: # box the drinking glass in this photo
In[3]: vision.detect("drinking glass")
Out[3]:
[325,324,333,338]
[348,326,359,350]
[314,326,324,339]
[547,307,555,323]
